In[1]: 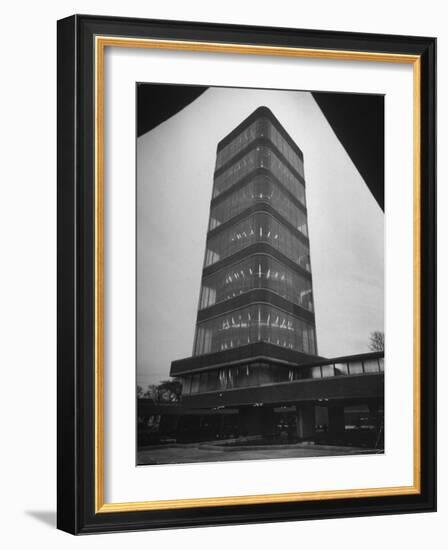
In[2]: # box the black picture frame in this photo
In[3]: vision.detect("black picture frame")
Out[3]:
[57,14,436,534]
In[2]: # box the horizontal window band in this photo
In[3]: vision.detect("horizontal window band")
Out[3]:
[214,136,305,185]
[170,344,383,376]
[182,371,384,408]
[206,202,310,245]
[198,255,315,316]
[202,243,313,280]
[200,253,314,301]
[170,341,323,376]
[196,289,316,324]
[210,167,307,213]
[171,354,304,376]
[216,106,304,161]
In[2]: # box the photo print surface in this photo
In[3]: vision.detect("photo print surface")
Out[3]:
[136,85,384,466]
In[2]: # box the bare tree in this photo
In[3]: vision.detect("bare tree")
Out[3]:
[157,379,182,402]
[143,384,159,402]
[139,380,183,402]
[369,331,385,352]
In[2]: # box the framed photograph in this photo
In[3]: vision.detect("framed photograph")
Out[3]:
[57,14,436,534]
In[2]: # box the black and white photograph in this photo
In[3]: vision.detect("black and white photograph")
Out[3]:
[136,84,385,466]
[0,0,439,542]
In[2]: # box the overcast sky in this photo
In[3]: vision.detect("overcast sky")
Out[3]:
[136,87,384,388]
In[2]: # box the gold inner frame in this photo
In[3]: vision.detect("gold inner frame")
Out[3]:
[94,35,421,513]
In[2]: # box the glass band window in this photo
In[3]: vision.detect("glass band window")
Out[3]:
[213,145,305,202]
[267,122,304,176]
[199,255,314,311]
[215,119,262,170]
[261,146,305,202]
[215,116,303,177]
[204,212,311,270]
[209,176,307,232]
[193,304,317,356]
[213,148,259,198]
[180,355,380,395]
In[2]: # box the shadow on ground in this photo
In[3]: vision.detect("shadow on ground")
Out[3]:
[26,510,56,528]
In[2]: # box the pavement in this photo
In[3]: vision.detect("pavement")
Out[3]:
[137,442,380,465]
